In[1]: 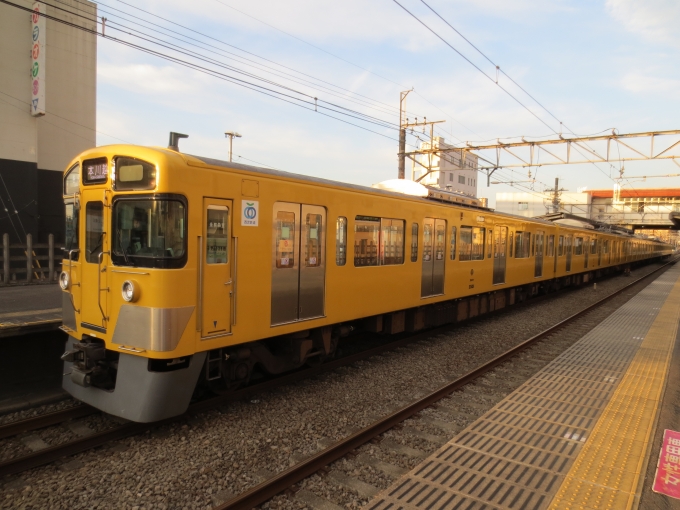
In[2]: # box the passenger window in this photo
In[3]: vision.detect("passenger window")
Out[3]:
[450,226,457,260]
[435,221,446,261]
[336,217,347,266]
[206,206,228,264]
[354,216,379,266]
[591,239,597,254]
[574,237,583,255]
[509,231,514,257]
[547,235,555,257]
[305,214,322,267]
[410,223,418,262]
[275,211,296,268]
[85,202,104,263]
[380,219,404,265]
[514,231,531,258]
[558,235,564,256]
[487,229,492,258]
[459,226,484,261]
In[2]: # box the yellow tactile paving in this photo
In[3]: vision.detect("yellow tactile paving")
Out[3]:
[548,276,680,510]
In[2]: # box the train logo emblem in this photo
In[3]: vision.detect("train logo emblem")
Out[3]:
[241,200,259,226]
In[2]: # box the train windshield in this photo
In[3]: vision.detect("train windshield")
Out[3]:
[111,198,187,268]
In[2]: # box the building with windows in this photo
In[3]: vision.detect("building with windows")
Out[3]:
[414,137,478,197]
[0,0,96,244]
[495,188,680,244]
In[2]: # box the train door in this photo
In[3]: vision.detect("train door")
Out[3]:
[200,198,233,338]
[566,235,572,272]
[534,230,544,277]
[598,239,603,265]
[493,226,507,285]
[584,237,590,269]
[421,218,446,297]
[81,191,109,332]
[271,202,326,326]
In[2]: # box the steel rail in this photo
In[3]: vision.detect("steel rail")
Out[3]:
[215,257,677,510]
[0,405,97,440]
[0,259,672,479]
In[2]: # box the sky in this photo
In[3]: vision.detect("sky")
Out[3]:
[92,0,680,207]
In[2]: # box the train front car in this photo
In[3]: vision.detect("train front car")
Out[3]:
[60,146,204,423]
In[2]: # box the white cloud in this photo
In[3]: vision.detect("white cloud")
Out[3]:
[621,72,680,93]
[606,0,680,47]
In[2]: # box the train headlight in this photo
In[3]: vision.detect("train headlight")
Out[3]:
[121,280,139,302]
[59,271,70,290]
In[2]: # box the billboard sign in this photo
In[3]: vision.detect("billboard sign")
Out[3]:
[31,2,46,116]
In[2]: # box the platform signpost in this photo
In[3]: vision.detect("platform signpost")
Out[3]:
[653,429,680,499]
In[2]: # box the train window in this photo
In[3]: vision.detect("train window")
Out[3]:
[114,157,156,191]
[460,226,485,261]
[336,217,347,266]
[64,202,79,261]
[558,235,564,256]
[411,223,418,262]
[514,231,531,258]
[509,231,514,257]
[574,237,583,255]
[275,211,296,269]
[85,202,104,263]
[354,216,379,266]
[206,207,229,264]
[450,226,457,260]
[487,229,492,258]
[547,235,555,257]
[305,214,322,267]
[435,221,446,261]
[590,239,597,254]
[380,219,404,265]
[64,164,80,196]
[112,197,187,268]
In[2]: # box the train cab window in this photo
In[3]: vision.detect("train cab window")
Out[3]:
[460,226,485,261]
[380,219,405,265]
[114,157,156,191]
[558,235,564,256]
[305,214,322,267]
[275,211,296,268]
[206,207,229,264]
[336,217,347,266]
[547,235,555,257]
[487,229,492,258]
[64,164,80,195]
[85,202,104,263]
[574,237,583,255]
[410,223,418,262]
[450,226,457,260]
[65,203,79,261]
[354,216,379,266]
[112,197,187,268]
[514,231,531,258]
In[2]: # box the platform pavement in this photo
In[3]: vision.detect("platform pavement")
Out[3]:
[367,262,680,510]
[0,283,62,337]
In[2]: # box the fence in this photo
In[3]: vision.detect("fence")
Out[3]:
[1,233,63,285]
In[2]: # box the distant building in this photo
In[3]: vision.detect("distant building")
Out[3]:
[495,188,680,244]
[414,137,478,197]
[0,0,96,243]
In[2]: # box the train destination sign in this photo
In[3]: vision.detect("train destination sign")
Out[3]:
[83,158,108,184]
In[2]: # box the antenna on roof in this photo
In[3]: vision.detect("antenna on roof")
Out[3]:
[168,132,188,152]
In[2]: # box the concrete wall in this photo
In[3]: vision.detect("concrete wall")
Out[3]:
[0,0,96,243]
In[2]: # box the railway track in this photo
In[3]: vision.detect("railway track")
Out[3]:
[0,259,673,481]
[214,258,677,510]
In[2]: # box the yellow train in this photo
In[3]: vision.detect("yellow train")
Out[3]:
[59,136,672,422]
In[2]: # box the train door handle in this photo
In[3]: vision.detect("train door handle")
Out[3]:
[224,280,232,285]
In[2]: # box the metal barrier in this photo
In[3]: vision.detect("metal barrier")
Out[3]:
[1,233,63,285]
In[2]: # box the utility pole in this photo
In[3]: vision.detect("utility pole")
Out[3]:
[544,177,566,213]
[398,90,412,179]
[224,131,242,162]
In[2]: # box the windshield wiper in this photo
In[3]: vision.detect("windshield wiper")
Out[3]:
[117,229,133,266]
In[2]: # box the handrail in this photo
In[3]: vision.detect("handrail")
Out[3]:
[97,250,110,326]
[65,249,80,313]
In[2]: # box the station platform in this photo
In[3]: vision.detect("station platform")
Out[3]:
[367,262,680,510]
[0,284,62,338]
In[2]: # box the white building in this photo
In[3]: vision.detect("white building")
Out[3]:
[414,137,478,197]
[0,0,96,243]
[495,192,590,218]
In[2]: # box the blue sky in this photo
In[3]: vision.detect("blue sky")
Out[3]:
[94,0,680,206]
